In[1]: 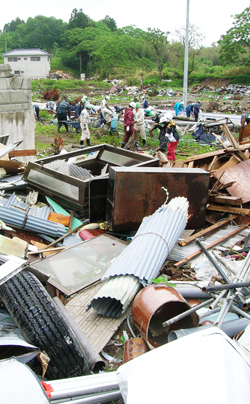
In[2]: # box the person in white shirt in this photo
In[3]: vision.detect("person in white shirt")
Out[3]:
[80,104,92,146]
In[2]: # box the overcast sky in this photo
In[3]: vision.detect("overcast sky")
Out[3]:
[1,1,249,47]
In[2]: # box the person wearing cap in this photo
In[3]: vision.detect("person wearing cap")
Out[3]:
[134,102,146,147]
[174,100,184,116]
[141,95,149,109]
[193,101,201,122]
[149,115,169,152]
[101,105,113,132]
[75,97,87,119]
[121,102,136,148]
[164,115,180,161]
[79,104,92,146]
[100,95,112,112]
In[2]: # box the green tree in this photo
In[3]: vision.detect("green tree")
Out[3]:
[12,16,67,52]
[145,28,169,80]
[67,9,91,30]
[100,15,117,32]
[172,25,205,74]
[218,7,250,65]
[3,17,25,33]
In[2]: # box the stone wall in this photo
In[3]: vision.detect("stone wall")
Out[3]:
[0,64,35,162]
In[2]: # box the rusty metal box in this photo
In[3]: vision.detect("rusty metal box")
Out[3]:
[106,167,210,231]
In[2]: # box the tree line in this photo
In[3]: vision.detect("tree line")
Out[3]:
[0,7,250,81]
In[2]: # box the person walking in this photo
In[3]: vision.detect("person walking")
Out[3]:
[79,104,92,146]
[134,102,146,147]
[121,102,137,148]
[56,96,71,133]
[164,115,180,161]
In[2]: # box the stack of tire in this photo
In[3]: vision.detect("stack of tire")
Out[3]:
[0,270,90,379]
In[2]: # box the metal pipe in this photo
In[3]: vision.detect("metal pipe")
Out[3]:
[168,317,250,342]
[202,282,250,293]
[214,290,234,327]
[50,371,119,401]
[51,389,121,404]
[198,307,221,320]
[195,238,231,284]
[231,304,250,321]
[209,290,227,309]
[162,298,214,328]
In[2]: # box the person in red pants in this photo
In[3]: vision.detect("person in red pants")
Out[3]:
[165,115,180,161]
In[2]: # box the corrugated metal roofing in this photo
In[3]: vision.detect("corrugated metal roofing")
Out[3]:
[0,205,65,237]
[2,48,50,56]
[90,197,189,317]
[3,192,51,220]
[168,225,250,262]
[44,161,93,180]
[102,197,188,284]
[91,276,141,317]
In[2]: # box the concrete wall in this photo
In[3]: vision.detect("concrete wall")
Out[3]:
[0,64,35,162]
[3,55,50,79]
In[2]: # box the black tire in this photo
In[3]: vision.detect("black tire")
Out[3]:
[0,270,89,379]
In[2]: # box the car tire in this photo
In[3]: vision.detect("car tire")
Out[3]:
[0,269,89,379]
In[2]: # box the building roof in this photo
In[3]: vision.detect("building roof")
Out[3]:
[2,48,50,57]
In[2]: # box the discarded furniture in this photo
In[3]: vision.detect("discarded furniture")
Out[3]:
[106,166,210,230]
[23,144,159,215]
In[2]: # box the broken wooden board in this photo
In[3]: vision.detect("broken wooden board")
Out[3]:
[213,159,250,204]
[208,195,243,206]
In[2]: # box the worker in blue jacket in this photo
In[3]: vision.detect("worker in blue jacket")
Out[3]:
[56,96,71,132]
[186,103,194,118]
[174,101,184,116]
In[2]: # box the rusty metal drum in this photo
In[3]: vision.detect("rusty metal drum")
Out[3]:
[123,337,149,364]
[132,284,199,348]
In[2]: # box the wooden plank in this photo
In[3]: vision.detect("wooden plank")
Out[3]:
[207,204,250,216]
[208,195,243,206]
[212,132,228,149]
[9,149,36,158]
[211,155,240,173]
[223,124,239,149]
[186,144,250,163]
[174,225,248,268]
[178,216,238,247]
[187,161,194,168]
[208,156,219,172]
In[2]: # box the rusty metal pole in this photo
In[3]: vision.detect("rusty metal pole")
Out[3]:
[162,298,214,328]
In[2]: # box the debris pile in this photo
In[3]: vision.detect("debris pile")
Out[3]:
[1,108,250,402]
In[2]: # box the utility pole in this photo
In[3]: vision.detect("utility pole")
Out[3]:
[183,0,190,109]
[5,39,7,53]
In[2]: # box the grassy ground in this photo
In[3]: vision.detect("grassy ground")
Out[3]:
[35,110,218,159]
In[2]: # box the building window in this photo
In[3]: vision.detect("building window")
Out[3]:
[18,58,21,60]
[8,57,17,62]
[24,58,27,60]
[14,71,20,74]
[31,57,40,61]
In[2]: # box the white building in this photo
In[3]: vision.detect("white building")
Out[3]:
[2,48,51,79]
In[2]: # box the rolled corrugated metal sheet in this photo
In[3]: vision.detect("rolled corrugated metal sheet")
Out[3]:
[0,205,65,238]
[91,275,141,317]
[91,197,188,316]
[103,197,188,284]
